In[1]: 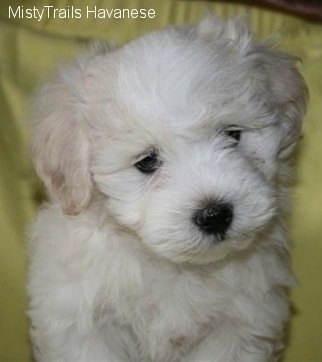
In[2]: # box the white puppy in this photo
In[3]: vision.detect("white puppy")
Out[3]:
[27,16,307,362]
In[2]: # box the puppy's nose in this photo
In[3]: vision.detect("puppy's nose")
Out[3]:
[193,202,233,238]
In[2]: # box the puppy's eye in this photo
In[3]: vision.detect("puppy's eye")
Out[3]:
[225,129,242,142]
[135,151,161,174]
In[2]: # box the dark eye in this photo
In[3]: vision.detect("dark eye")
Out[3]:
[225,129,241,142]
[135,151,162,174]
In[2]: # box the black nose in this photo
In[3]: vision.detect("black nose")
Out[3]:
[193,202,233,239]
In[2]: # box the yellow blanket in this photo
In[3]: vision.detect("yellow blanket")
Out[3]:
[0,1,321,361]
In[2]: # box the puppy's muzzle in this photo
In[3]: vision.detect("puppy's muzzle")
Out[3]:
[193,202,233,241]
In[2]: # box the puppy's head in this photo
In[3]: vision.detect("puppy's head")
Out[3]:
[30,16,307,264]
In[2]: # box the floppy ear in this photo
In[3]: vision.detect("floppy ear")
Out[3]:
[30,64,92,215]
[255,50,308,158]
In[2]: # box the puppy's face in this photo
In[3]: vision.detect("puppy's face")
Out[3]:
[30,17,307,264]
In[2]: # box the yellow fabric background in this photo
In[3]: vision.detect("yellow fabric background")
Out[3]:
[0,1,321,361]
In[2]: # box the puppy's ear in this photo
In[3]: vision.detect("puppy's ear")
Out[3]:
[255,51,308,158]
[30,64,92,215]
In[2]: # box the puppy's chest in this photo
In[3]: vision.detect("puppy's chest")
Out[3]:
[110,267,223,360]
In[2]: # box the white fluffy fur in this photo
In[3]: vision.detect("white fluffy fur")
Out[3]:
[27,16,307,362]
